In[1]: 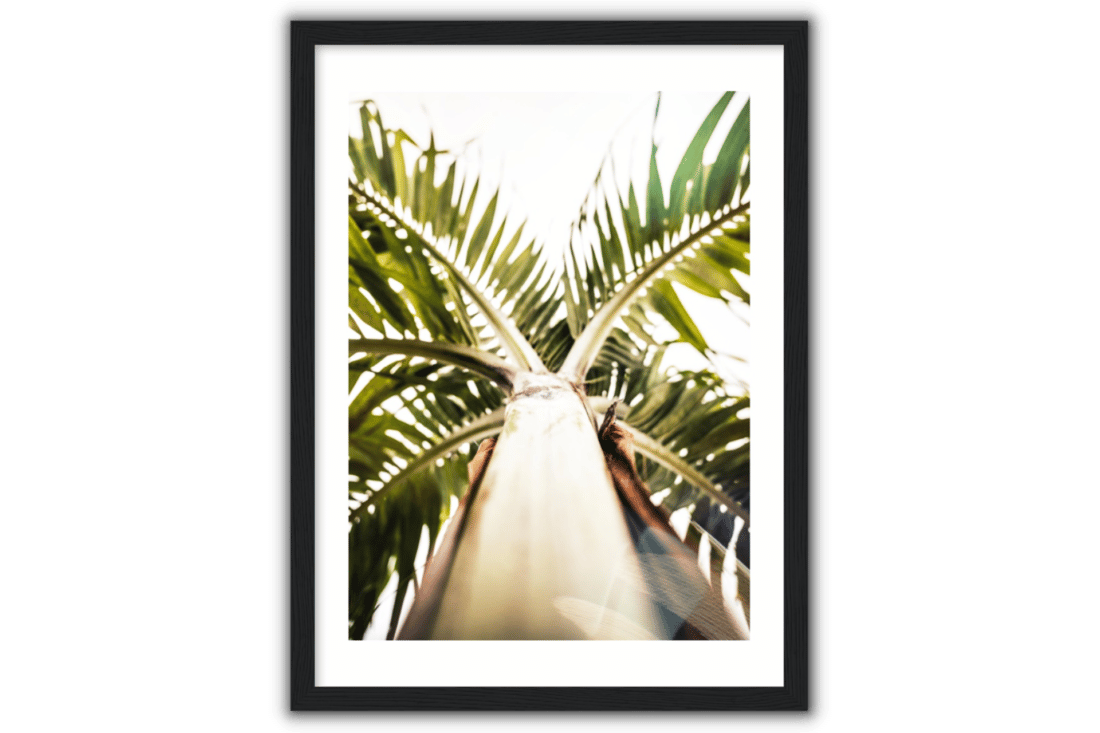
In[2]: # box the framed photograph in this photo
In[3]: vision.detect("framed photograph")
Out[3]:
[291,20,808,710]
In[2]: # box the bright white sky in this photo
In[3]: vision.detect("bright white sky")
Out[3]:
[351,92,750,638]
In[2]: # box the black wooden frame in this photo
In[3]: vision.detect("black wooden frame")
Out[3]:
[291,20,808,711]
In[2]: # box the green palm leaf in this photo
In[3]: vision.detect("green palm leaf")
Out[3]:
[559,93,751,381]
[349,102,556,372]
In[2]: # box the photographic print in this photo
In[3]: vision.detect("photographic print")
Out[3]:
[292,21,806,709]
[347,91,752,642]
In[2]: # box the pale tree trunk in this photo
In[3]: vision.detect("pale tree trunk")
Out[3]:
[397,371,746,640]
[427,372,662,640]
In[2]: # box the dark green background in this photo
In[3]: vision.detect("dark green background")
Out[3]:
[8,2,1091,726]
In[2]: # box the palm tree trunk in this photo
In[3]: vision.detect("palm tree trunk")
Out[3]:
[397,371,746,640]
[421,372,662,640]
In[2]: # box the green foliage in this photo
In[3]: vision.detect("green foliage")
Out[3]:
[558,93,750,380]
[618,368,750,515]
[347,94,751,636]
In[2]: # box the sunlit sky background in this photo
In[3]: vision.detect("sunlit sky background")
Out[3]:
[351,92,750,638]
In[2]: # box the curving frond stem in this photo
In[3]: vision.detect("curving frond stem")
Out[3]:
[350,408,507,522]
[559,201,750,382]
[594,400,748,526]
[355,187,546,373]
[350,337,516,389]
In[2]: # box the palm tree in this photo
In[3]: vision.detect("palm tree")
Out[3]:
[348,92,751,640]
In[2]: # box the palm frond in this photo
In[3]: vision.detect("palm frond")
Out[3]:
[559,93,751,381]
[596,368,750,519]
[347,354,506,637]
[348,357,505,508]
[349,337,516,389]
[349,102,557,372]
